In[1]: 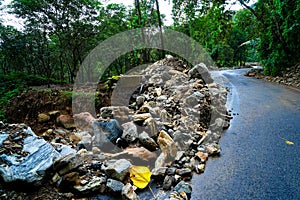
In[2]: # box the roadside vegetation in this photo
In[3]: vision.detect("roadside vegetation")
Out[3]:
[0,0,299,121]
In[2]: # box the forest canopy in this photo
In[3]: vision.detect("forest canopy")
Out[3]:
[0,0,299,83]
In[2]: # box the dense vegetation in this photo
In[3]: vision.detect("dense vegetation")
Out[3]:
[0,0,299,120]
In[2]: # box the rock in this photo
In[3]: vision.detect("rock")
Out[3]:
[92,119,123,147]
[121,122,138,143]
[195,164,205,174]
[188,63,213,83]
[104,159,132,181]
[100,106,133,122]
[122,183,139,200]
[73,112,96,131]
[56,115,76,129]
[195,151,208,163]
[205,143,221,156]
[51,143,76,156]
[131,113,152,122]
[0,124,61,186]
[173,181,192,198]
[166,167,177,175]
[155,152,167,169]
[38,113,50,123]
[41,129,53,137]
[92,146,101,154]
[72,132,92,150]
[173,131,193,151]
[176,168,192,177]
[74,176,106,194]
[136,96,145,107]
[151,167,167,180]
[143,117,160,137]
[210,118,226,131]
[77,135,92,150]
[160,109,172,123]
[53,153,86,175]
[58,172,80,191]
[175,151,185,162]
[106,179,125,195]
[138,131,158,151]
[48,110,61,120]
[157,130,176,156]
[163,175,174,190]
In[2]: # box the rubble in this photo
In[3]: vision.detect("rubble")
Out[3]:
[0,57,231,199]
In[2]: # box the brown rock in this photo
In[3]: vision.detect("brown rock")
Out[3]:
[38,113,50,123]
[57,115,76,129]
[73,112,96,131]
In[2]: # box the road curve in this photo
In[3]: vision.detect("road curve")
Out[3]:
[192,69,300,200]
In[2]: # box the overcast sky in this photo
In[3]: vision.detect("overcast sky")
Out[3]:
[1,0,256,28]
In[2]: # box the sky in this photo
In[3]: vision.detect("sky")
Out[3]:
[0,0,256,28]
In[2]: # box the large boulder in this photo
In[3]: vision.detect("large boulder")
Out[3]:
[92,119,123,147]
[0,123,68,186]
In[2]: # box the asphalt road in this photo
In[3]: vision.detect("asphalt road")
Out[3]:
[191,69,300,200]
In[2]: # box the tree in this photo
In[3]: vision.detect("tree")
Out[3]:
[10,0,103,82]
[238,0,300,75]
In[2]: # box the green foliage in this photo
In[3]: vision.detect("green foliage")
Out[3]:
[0,72,63,121]
[254,0,300,75]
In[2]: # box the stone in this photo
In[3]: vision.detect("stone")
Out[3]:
[210,118,225,131]
[104,159,132,181]
[155,152,167,169]
[173,181,192,198]
[92,119,123,147]
[138,131,158,151]
[38,113,50,123]
[205,143,221,155]
[176,168,192,177]
[152,167,168,181]
[163,175,174,190]
[48,110,61,120]
[122,183,140,200]
[157,130,176,157]
[195,164,205,174]
[51,143,76,156]
[41,129,53,137]
[73,112,96,131]
[92,147,101,154]
[77,136,92,150]
[56,115,76,129]
[173,131,193,151]
[175,151,185,162]
[166,167,177,175]
[160,109,172,123]
[143,117,160,137]
[100,106,134,122]
[0,124,62,186]
[74,176,106,194]
[58,172,80,190]
[136,96,145,106]
[195,151,208,163]
[53,153,86,175]
[106,179,125,195]
[131,113,152,122]
[188,63,213,83]
[121,122,138,143]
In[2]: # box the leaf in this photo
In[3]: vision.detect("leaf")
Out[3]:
[129,166,152,189]
[278,135,294,145]
[285,140,294,145]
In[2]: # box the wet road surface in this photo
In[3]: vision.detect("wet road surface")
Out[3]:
[191,69,300,200]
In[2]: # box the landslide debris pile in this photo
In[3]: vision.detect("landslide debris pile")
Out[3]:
[245,63,300,88]
[0,57,231,199]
